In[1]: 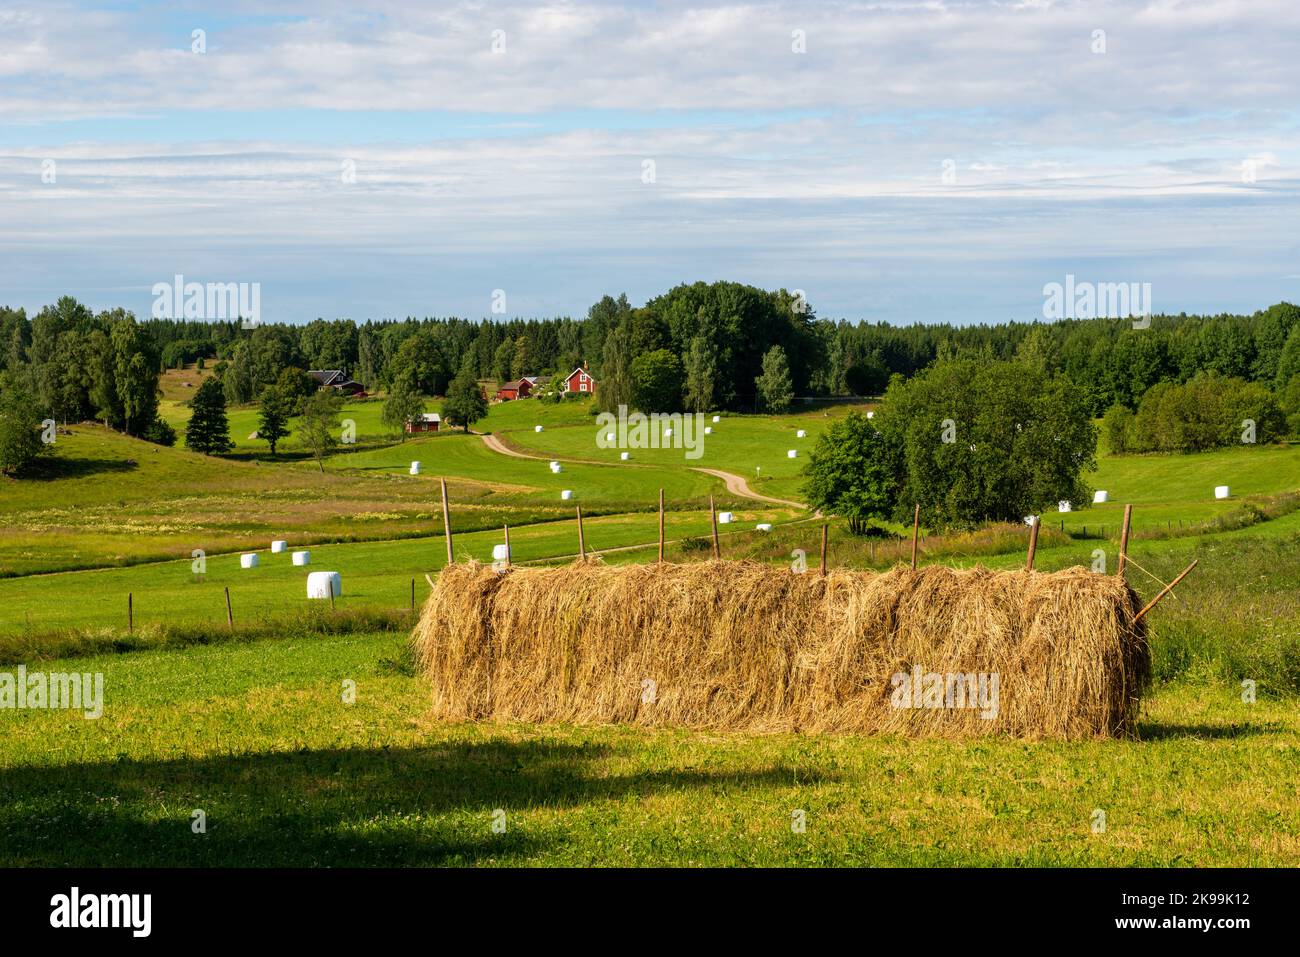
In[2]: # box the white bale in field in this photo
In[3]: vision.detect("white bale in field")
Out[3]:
[1058,501,1072,512]
[755,523,772,532]
[292,550,311,566]
[620,451,630,460]
[704,426,713,435]
[605,432,615,441]
[492,544,510,562]
[866,411,875,419]
[787,449,798,459]
[307,571,341,599]
[718,511,735,524]
[712,415,720,423]
[1093,490,1109,504]
[271,540,287,553]
[561,489,573,501]
[1215,485,1230,499]
[240,553,259,569]
[797,430,806,438]
[409,461,421,475]
[550,462,562,473]
[1023,516,1039,527]
[534,425,544,433]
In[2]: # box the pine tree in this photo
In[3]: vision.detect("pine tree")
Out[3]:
[185,377,233,455]
[441,357,488,432]
[755,345,794,413]
[257,385,293,456]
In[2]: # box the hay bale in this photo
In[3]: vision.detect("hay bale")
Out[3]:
[712,415,720,423]
[718,511,735,523]
[410,461,421,475]
[413,561,1148,739]
[1093,490,1109,504]
[787,449,798,458]
[755,523,772,532]
[1058,500,1072,512]
[1215,485,1230,499]
[535,425,544,432]
[307,571,341,599]
[240,553,259,569]
[271,540,287,553]
[704,426,713,435]
[292,550,311,566]
[620,451,630,460]
[561,489,573,500]
[797,429,806,438]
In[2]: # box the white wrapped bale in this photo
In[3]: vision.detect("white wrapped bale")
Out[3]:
[796,430,806,438]
[292,550,311,566]
[492,544,510,562]
[704,426,713,435]
[534,425,544,433]
[620,452,630,460]
[755,523,772,532]
[1093,490,1109,504]
[1215,485,1230,499]
[271,540,287,553]
[712,415,721,423]
[787,450,798,459]
[718,511,735,524]
[240,553,259,569]
[307,571,341,599]
[1058,501,1072,513]
[409,461,421,475]
[561,490,573,501]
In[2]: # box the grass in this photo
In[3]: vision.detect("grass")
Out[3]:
[1,628,1295,866]
[0,505,797,639]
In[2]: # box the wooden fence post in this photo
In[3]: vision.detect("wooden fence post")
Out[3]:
[224,587,234,630]
[910,505,921,569]
[440,477,454,566]
[1026,517,1040,570]
[658,488,665,563]
[820,524,828,577]
[709,495,720,559]
[410,578,415,614]
[576,505,586,560]
[1133,560,1198,624]
[504,524,512,567]
[128,592,133,633]
[1117,504,1133,578]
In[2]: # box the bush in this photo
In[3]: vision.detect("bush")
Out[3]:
[1130,372,1286,452]
[144,416,177,447]
[1101,402,1135,454]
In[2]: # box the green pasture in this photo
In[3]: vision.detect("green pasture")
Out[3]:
[1,629,1295,866]
[0,505,796,638]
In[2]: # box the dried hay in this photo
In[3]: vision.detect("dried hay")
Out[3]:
[413,560,1149,739]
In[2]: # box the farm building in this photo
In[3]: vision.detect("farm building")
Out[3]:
[563,364,597,395]
[496,378,534,401]
[310,369,367,396]
[405,412,441,434]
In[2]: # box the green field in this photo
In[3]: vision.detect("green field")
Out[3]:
[2,629,1295,866]
[3,393,1300,866]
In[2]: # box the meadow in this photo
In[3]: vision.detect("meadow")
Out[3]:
[3,390,1299,866]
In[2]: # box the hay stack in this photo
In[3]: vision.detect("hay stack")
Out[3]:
[413,561,1148,739]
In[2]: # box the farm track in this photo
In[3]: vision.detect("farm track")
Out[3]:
[479,431,808,509]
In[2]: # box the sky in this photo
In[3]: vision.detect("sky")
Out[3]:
[1,0,1298,326]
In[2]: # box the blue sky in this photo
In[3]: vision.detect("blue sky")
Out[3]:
[2,0,1298,325]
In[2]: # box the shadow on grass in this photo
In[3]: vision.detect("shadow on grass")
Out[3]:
[18,455,138,481]
[1137,721,1283,740]
[0,738,815,866]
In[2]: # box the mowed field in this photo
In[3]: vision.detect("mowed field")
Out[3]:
[3,388,1300,866]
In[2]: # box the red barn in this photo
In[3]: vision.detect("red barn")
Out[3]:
[405,413,441,434]
[563,364,596,395]
[496,378,534,401]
